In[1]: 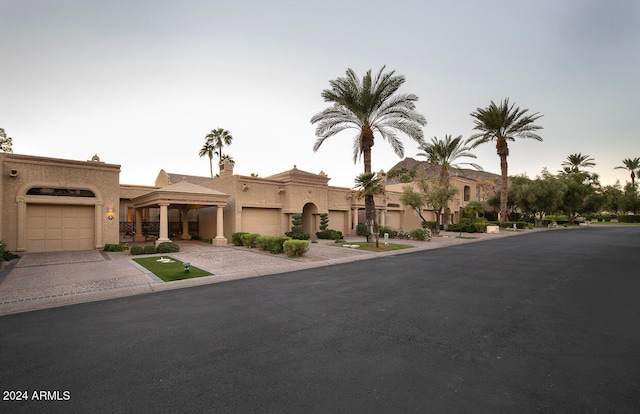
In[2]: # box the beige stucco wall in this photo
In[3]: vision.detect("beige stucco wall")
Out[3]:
[0,153,121,251]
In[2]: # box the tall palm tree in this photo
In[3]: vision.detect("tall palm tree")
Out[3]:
[205,128,233,164]
[561,153,596,173]
[198,140,217,178]
[354,172,386,244]
[417,134,482,177]
[467,98,543,226]
[615,157,640,187]
[311,66,427,237]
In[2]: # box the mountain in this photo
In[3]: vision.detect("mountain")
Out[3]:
[386,157,501,183]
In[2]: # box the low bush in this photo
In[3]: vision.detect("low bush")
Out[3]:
[504,221,528,229]
[474,223,487,233]
[256,235,290,254]
[143,245,157,254]
[130,245,144,255]
[377,226,397,238]
[447,218,476,233]
[231,232,249,246]
[422,221,438,230]
[356,223,367,237]
[283,240,309,258]
[103,243,128,252]
[157,242,180,253]
[316,229,343,240]
[284,231,310,240]
[410,228,431,241]
[617,214,640,223]
[240,233,261,248]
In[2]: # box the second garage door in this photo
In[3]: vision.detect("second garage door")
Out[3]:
[27,205,95,252]
[241,207,281,236]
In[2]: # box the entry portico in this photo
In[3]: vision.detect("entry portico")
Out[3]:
[131,178,229,246]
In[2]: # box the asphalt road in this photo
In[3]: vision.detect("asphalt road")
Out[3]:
[1,227,639,413]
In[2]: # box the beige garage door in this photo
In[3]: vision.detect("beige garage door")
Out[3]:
[328,210,346,234]
[241,208,281,236]
[27,205,95,252]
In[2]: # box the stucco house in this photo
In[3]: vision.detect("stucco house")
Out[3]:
[1,152,491,253]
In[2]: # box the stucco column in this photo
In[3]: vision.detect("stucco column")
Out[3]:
[380,209,386,227]
[213,205,227,246]
[134,208,145,242]
[16,196,26,252]
[95,201,104,249]
[156,202,171,245]
[181,208,191,240]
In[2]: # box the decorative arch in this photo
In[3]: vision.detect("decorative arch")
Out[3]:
[302,203,318,236]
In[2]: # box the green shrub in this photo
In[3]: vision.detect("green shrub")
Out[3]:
[240,233,260,248]
[410,228,431,241]
[474,223,487,233]
[283,240,309,258]
[356,223,368,236]
[143,245,157,254]
[617,214,640,223]
[157,242,180,253]
[448,218,477,233]
[130,245,144,255]
[503,221,527,229]
[256,235,290,254]
[319,213,329,231]
[377,226,398,238]
[103,243,128,252]
[284,231,310,240]
[316,229,343,240]
[231,232,249,246]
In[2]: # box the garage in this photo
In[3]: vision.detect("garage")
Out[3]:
[27,205,95,252]
[241,207,281,236]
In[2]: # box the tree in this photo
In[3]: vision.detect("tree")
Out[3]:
[198,139,217,178]
[400,186,429,224]
[354,172,386,245]
[615,157,640,187]
[467,98,543,226]
[560,153,596,173]
[311,66,427,239]
[417,134,481,177]
[205,128,233,164]
[423,177,458,232]
[0,128,14,153]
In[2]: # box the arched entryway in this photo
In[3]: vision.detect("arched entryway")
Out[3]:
[302,203,318,236]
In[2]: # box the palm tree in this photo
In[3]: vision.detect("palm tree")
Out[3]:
[0,128,13,153]
[354,172,386,245]
[205,128,233,164]
[311,66,427,237]
[561,153,596,173]
[417,134,482,177]
[615,157,640,187]
[467,98,543,226]
[198,140,217,178]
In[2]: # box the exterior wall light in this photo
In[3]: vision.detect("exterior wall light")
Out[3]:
[107,207,115,221]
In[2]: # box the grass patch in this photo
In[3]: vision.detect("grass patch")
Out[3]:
[133,256,212,282]
[334,242,414,252]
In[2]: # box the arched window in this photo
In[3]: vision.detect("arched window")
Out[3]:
[27,187,96,197]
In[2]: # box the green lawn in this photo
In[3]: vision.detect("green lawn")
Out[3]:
[133,256,212,282]
[334,241,414,252]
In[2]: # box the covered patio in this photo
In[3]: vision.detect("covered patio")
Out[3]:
[131,178,229,246]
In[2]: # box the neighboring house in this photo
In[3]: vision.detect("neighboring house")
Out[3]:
[1,153,493,253]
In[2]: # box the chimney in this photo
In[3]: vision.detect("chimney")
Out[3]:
[219,159,234,177]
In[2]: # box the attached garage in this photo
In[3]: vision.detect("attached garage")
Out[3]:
[241,207,281,236]
[328,210,347,234]
[27,205,95,252]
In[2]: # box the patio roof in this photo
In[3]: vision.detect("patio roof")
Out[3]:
[132,177,229,209]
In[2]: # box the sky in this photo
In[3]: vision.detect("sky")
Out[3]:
[1,0,638,189]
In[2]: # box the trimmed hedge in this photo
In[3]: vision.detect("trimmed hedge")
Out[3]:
[143,245,157,254]
[283,240,309,258]
[103,243,128,252]
[240,233,260,248]
[130,245,144,255]
[618,214,640,223]
[316,229,343,240]
[256,235,291,254]
[231,232,249,246]
[157,242,180,253]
